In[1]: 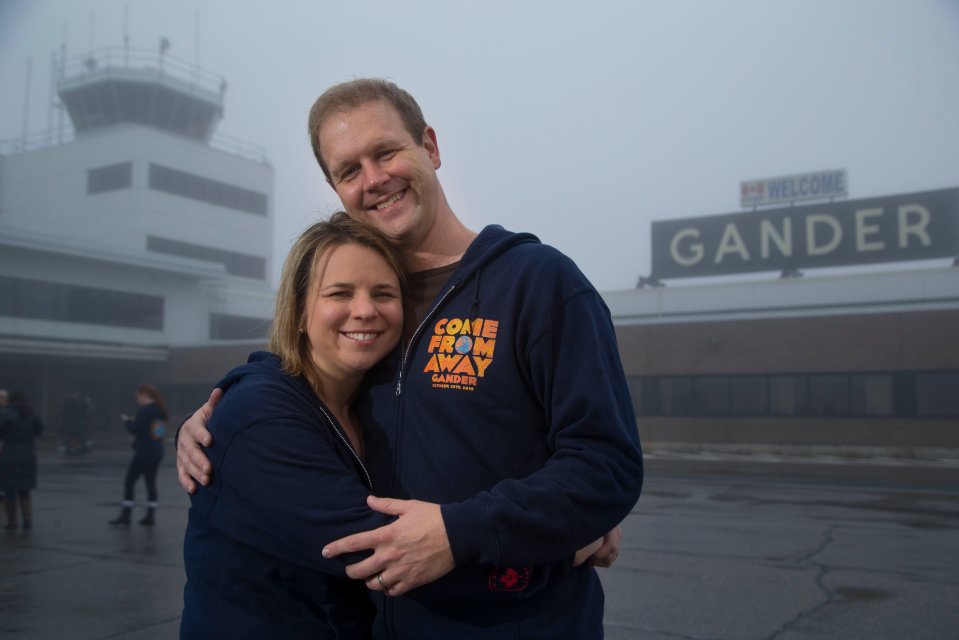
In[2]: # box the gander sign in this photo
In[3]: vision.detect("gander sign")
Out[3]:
[651,188,959,278]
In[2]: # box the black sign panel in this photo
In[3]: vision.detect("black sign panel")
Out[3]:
[651,188,959,278]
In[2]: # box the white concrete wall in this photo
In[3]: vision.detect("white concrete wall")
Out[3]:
[0,123,276,351]
[0,124,274,284]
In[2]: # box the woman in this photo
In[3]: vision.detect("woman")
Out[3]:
[109,383,167,527]
[0,391,44,530]
[180,212,406,639]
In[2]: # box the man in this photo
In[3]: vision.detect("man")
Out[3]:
[178,78,642,638]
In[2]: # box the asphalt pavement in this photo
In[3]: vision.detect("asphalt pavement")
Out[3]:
[2,438,958,639]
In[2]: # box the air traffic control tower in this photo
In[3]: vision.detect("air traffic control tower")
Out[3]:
[58,46,226,142]
[0,45,276,426]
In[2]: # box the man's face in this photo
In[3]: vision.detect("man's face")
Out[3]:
[319,100,442,249]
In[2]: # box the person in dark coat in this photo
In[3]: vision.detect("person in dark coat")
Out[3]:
[0,390,44,530]
[109,384,167,527]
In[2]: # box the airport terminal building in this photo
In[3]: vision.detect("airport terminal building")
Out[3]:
[607,177,959,455]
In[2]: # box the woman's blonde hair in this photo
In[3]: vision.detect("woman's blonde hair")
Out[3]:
[270,211,407,393]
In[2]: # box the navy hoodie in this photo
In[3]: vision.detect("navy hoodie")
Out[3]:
[359,225,644,638]
[180,353,383,639]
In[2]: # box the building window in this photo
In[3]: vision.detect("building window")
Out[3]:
[147,235,266,280]
[915,372,959,417]
[808,375,851,416]
[634,372,957,419]
[731,376,768,416]
[693,376,730,416]
[209,313,271,340]
[851,374,893,416]
[148,164,268,215]
[0,275,162,330]
[660,377,693,416]
[87,162,133,193]
[768,375,808,416]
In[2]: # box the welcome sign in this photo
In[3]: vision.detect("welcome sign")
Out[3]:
[740,170,847,208]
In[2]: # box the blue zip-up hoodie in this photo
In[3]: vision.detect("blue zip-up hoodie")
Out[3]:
[359,225,644,638]
[180,353,383,639]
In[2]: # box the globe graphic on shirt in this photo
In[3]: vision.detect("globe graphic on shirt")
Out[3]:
[454,335,473,354]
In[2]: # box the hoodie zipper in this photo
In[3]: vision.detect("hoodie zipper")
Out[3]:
[395,284,458,397]
[313,402,373,492]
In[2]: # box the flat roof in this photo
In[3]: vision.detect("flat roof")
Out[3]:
[604,265,959,326]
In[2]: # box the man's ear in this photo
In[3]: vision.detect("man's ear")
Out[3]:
[422,126,441,170]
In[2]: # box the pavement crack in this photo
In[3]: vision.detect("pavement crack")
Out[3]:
[794,524,835,564]
[766,525,837,640]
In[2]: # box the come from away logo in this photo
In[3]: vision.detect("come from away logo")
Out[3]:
[422,317,497,391]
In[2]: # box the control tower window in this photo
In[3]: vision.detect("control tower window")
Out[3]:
[88,162,133,194]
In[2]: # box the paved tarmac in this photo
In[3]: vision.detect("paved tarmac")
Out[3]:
[2,439,958,639]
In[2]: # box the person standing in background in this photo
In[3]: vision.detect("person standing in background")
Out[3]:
[0,391,44,531]
[109,384,167,528]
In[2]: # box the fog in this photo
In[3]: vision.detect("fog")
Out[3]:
[3,0,958,291]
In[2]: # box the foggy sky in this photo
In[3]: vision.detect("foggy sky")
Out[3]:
[2,0,958,291]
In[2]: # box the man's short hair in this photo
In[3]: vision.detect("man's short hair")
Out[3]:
[307,78,428,182]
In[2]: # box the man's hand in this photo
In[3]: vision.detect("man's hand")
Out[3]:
[175,388,221,494]
[588,525,623,568]
[573,537,603,567]
[322,496,455,597]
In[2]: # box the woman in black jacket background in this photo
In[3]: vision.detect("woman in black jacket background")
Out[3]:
[109,383,167,527]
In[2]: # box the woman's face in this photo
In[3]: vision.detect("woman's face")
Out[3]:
[136,392,151,406]
[304,243,403,386]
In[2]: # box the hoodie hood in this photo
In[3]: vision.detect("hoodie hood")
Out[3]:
[217,351,295,396]
[216,351,313,399]
[444,224,540,322]
[448,225,539,288]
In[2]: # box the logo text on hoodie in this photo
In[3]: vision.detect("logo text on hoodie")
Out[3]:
[422,317,497,391]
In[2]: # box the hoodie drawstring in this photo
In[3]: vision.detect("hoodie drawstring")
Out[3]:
[466,267,482,318]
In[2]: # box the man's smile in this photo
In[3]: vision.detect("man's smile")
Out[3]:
[374,189,406,211]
